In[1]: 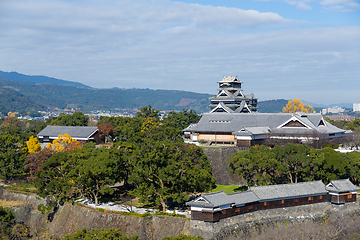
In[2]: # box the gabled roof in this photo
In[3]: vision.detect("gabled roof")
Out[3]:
[210,102,234,113]
[325,179,360,193]
[237,127,271,136]
[186,190,259,208]
[219,76,242,83]
[183,112,346,136]
[37,125,98,139]
[186,191,230,208]
[250,180,327,201]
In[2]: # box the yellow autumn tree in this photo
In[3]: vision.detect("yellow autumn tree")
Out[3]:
[47,133,77,152]
[141,117,159,133]
[282,99,315,113]
[27,136,41,153]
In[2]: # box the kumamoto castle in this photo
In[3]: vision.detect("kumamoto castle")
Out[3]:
[183,76,349,148]
[184,76,358,223]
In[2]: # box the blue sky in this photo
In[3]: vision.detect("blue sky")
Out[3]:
[0,0,359,105]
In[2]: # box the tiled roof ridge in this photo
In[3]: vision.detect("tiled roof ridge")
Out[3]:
[202,191,224,196]
[250,180,323,189]
[205,112,321,115]
[330,178,350,182]
[227,189,253,196]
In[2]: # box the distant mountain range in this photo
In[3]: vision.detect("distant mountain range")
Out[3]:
[0,71,212,113]
[0,70,90,89]
[0,70,352,115]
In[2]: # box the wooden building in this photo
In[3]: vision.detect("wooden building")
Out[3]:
[186,179,359,222]
[37,125,103,147]
[326,179,358,204]
[209,76,257,113]
[184,76,348,147]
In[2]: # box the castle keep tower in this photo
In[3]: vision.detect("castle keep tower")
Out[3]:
[209,76,257,113]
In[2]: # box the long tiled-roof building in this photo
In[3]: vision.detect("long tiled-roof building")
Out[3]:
[186,179,359,222]
[184,76,349,147]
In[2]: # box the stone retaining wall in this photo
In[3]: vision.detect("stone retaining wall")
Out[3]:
[2,188,360,240]
[202,147,244,185]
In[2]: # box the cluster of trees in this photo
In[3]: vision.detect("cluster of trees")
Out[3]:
[0,117,49,181]
[229,144,360,186]
[33,140,214,211]
[98,106,200,144]
[18,106,211,211]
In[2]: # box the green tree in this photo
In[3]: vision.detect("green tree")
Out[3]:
[62,228,139,240]
[272,144,311,183]
[229,145,284,186]
[162,109,201,130]
[320,147,351,183]
[69,145,126,205]
[0,134,28,180]
[101,116,144,142]
[34,143,128,205]
[130,140,215,211]
[50,112,89,126]
[136,105,160,120]
[34,151,74,198]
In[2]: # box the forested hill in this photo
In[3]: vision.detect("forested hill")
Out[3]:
[0,78,212,113]
[0,87,47,115]
[0,70,90,88]
[0,73,291,113]
[257,99,289,113]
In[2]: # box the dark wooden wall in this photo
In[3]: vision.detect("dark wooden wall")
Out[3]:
[191,194,342,222]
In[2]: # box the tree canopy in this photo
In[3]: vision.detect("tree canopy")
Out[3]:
[130,140,215,211]
[0,134,28,180]
[230,144,359,186]
[50,112,89,126]
[282,99,314,113]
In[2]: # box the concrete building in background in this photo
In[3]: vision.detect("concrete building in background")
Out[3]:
[354,103,360,112]
[321,106,345,115]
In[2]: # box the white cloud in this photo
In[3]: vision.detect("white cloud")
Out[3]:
[0,0,359,104]
[296,2,313,10]
[281,0,360,11]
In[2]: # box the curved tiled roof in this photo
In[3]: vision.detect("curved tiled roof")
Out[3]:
[184,112,346,136]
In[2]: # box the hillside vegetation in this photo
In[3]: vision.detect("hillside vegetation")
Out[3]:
[0,87,47,115]
[0,71,293,113]
[0,78,211,112]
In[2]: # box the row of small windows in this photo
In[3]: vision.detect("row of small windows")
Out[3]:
[209,120,230,123]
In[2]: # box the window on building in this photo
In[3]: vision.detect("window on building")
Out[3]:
[308,196,313,201]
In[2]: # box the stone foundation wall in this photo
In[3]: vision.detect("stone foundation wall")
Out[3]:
[202,147,245,185]
[2,189,360,240]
